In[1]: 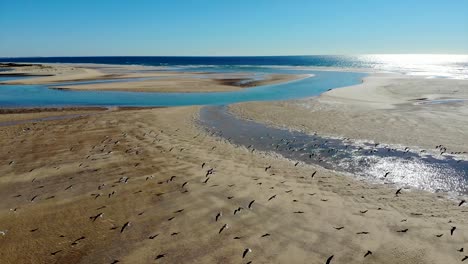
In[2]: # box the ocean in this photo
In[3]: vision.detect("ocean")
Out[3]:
[1,54,467,79]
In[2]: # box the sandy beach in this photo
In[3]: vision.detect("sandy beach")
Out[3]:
[231,73,468,154]
[0,103,466,263]
[0,63,307,93]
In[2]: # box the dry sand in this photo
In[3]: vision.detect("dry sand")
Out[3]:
[0,107,467,264]
[231,73,468,154]
[0,63,306,93]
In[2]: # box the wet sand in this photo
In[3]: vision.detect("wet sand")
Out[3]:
[0,63,306,93]
[231,73,468,154]
[0,107,467,264]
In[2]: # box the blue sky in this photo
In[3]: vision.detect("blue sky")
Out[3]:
[1,0,467,56]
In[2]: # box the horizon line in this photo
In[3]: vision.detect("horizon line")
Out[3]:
[1,53,468,59]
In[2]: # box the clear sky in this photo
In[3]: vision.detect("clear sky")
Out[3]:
[1,0,467,57]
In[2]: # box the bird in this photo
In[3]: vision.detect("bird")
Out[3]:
[71,236,86,245]
[215,212,222,221]
[294,162,299,166]
[248,200,255,209]
[463,256,468,262]
[234,207,243,215]
[110,260,120,264]
[219,224,229,234]
[155,254,166,260]
[182,181,188,188]
[435,234,443,237]
[65,185,73,190]
[30,195,39,202]
[458,248,464,252]
[326,255,334,264]
[174,209,184,213]
[201,162,206,168]
[233,236,242,239]
[384,172,390,178]
[459,200,466,206]
[395,188,402,197]
[360,210,368,214]
[311,171,317,178]
[261,233,270,237]
[149,234,159,239]
[397,228,408,233]
[268,195,277,201]
[90,213,103,222]
[51,250,62,256]
[294,211,304,214]
[265,165,271,171]
[451,226,456,236]
[203,177,210,184]
[334,226,344,230]
[364,250,372,257]
[242,248,252,258]
[120,222,130,233]
[357,231,369,235]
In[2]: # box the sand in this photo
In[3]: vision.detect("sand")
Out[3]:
[231,73,468,154]
[0,63,307,93]
[0,106,467,264]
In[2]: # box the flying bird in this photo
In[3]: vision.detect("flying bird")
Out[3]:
[219,224,229,234]
[248,200,255,209]
[326,255,334,264]
[268,195,277,201]
[215,212,222,221]
[395,188,402,197]
[155,254,166,260]
[451,226,456,236]
[397,228,408,233]
[364,250,372,257]
[459,200,466,206]
[50,250,62,256]
[242,248,252,258]
[90,213,103,222]
[120,222,130,233]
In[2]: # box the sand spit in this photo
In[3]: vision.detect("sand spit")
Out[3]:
[0,63,307,93]
[231,73,468,154]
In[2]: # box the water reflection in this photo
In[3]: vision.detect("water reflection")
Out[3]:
[199,106,468,196]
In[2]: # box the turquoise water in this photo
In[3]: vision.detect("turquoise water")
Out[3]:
[0,70,365,108]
